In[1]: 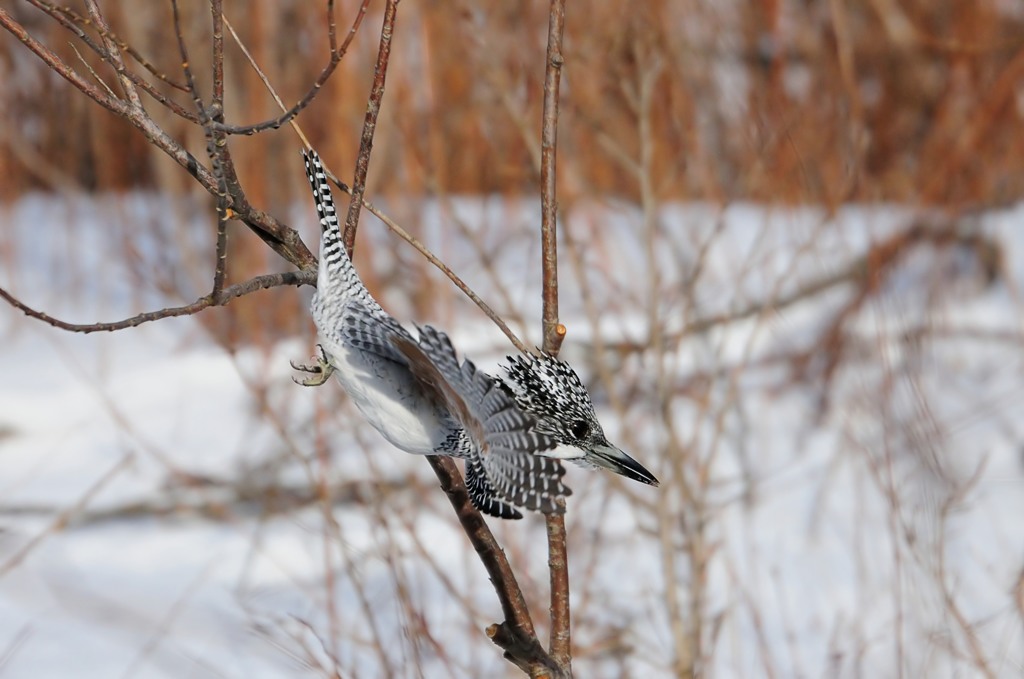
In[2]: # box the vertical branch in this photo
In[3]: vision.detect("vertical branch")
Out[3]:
[539,0,571,676]
[545,510,571,673]
[209,0,229,295]
[210,0,225,109]
[540,0,567,358]
[171,0,231,296]
[343,0,400,255]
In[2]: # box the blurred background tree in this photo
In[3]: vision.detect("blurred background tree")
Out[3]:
[5,1,1024,205]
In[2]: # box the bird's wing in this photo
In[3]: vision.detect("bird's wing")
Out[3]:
[393,325,570,515]
[339,301,417,366]
[482,447,569,514]
[463,446,524,520]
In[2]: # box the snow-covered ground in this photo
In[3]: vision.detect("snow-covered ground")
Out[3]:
[2,195,1023,677]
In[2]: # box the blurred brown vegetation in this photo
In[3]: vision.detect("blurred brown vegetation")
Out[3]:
[3,0,1024,347]
[4,0,1024,208]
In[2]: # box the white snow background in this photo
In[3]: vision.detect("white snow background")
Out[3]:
[1,194,1023,678]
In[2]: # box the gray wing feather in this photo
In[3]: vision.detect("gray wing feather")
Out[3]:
[416,325,554,455]
[414,325,570,514]
[340,302,417,365]
[340,306,466,435]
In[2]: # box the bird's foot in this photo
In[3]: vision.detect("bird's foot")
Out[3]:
[290,344,335,386]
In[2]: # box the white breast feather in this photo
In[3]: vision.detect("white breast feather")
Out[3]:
[319,334,444,455]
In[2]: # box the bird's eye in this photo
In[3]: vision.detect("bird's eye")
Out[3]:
[569,419,590,439]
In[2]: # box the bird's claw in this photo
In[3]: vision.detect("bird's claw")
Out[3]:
[291,344,335,387]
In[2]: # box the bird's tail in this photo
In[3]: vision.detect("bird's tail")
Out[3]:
[302,150,359,295]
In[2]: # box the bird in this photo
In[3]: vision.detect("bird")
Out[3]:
[291,150,570,518]
[500,353,660,487]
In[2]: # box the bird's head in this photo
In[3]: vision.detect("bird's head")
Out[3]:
[501,353,605,446]
[501,353,659,486]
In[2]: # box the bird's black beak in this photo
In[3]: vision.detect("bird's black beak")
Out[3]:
[591,443,659,487]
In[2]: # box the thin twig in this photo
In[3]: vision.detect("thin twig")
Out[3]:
[540,0,567,358]
[539,0,572,676]
[83,0,141,108]
[171,0,231,295]
[68,42,116,99]
[38,1,197,119]
[326,173,530,354]
[211,0,366,136]
[342,0,400,253]
[0,271,314,334]
[210,0,225,110]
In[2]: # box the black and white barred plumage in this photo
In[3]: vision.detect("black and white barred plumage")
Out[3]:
[409,325,570,515]
[501,353,659,487]
[295,150,570,517]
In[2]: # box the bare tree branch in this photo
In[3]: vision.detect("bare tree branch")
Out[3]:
[83,0,141,107]
[209,0,229,295]
[540,0,567,358]
[342,0,399,253]
[0,271,314,334]
[170,0,233,297]
[427,457,561,677]
[539,0,572,676]
[211,0,370,136]
[0,5,317,270]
